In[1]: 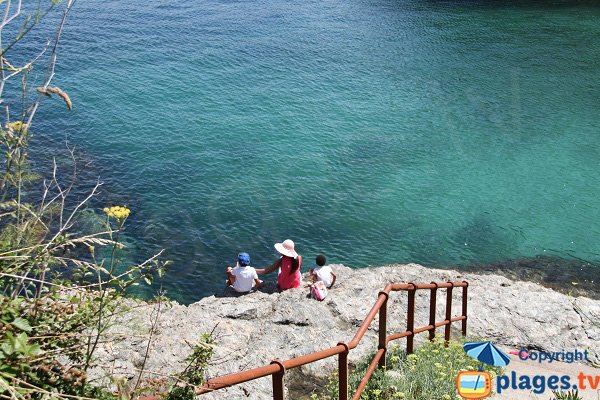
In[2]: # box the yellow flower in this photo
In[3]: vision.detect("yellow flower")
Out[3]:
[104,205,131,220]
[7,121,28,133]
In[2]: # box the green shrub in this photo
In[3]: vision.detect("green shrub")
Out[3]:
[315,338,504,400]
[0,292,114,399]
[0,2,172,398]
[165,333,217,400]
[551,389,583,400]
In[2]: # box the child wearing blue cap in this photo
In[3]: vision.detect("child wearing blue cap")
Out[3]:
[226,252,262,293]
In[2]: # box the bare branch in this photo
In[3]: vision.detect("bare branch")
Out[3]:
[0,230,117,257]
[25,0,76,127]
[134,292,163,391]
[0,249,164,291]
[0,0,22,30]
[1,42,49,81]
[10,200,50,231]
[41,179,103,254]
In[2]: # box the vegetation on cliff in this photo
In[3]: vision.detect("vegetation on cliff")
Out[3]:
[314,338,503,400]
[0,2,213,399]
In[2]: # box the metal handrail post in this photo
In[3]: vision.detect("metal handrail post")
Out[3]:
[338,342,349,400]
[406,284,416,354]
[428,282,438,341]
[444,282,454,344]
[377,291,389,369]
[462,281,468,336]
[270,359,285,400]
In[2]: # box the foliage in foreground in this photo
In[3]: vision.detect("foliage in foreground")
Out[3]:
[0,1,216,399]
[551,389,583,400]
[165,333,216,400]
[314,339,585,400]
[0,292,114,399]
[314,338,504,400]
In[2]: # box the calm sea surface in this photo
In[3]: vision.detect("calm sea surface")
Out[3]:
[25,0,600,303]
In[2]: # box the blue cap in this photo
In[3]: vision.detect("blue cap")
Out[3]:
[238,252,250,266]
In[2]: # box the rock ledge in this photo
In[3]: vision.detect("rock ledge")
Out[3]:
[97,264,600,399]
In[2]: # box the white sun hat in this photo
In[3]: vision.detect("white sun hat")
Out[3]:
[274,239,298,259]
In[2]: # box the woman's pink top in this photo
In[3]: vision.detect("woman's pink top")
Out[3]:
[277,256,302,290]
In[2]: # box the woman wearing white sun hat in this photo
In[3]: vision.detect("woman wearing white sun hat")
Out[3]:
[256,239,302,290]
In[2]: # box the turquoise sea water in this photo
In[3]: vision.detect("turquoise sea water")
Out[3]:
[24,0,600,303]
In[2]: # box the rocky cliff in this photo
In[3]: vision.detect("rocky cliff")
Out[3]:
[95,264,600,399]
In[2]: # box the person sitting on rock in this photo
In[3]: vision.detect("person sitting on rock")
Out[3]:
[307,254,336,301]
[309,254,336,288]
[256,239,302,291]
[226,252,262,293]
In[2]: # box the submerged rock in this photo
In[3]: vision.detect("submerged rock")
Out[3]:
[95,263,600,399]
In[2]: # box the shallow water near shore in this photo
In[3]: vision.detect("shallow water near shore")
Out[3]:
[23,0,600,303]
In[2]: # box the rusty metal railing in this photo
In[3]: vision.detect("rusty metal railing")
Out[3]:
[192,280,469,400]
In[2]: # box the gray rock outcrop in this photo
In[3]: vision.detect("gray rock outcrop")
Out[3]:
[95,263,600,399]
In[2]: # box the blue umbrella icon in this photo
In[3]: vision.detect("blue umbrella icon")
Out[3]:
[464,341,511,367]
